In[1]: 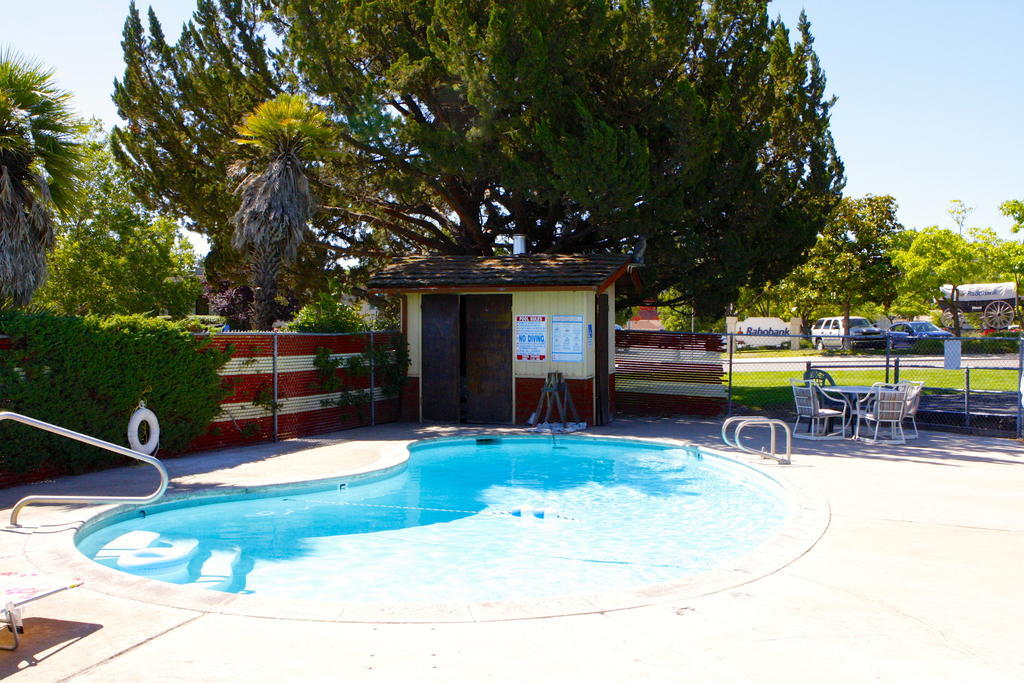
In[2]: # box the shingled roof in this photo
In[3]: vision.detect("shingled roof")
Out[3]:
[367,254,632,292]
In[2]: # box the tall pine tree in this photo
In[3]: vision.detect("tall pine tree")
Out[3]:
[112,0,844,312]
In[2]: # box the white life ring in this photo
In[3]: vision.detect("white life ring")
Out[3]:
[128,407,160,454]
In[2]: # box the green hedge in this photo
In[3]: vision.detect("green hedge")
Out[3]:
[0,312,230,474]
[899,337,1020,355]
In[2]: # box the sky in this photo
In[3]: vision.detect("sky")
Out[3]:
[2,0,1022,252]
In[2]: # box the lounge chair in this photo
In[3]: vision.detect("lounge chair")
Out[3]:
[791,379,848,439]
[1,571,83,651]
[853,383,910,445]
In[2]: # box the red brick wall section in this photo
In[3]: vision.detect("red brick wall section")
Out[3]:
[608,373,616,420]
[400,377,419,422]
[515,377,594,425]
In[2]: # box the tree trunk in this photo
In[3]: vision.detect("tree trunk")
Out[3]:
[951,291,962,338]
[250,243,282,330]
[842,301,852,351]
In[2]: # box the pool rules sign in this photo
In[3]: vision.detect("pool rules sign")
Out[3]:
[515,315,547,360]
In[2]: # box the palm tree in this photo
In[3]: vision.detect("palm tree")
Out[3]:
[0,48,84,306]
[230,93,334,330]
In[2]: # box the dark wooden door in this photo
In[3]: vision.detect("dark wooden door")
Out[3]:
[421,294,461,421]
[463,294,513,423]
[595,292,610,425]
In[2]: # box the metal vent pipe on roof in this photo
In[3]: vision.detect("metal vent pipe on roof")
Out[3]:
[512,234,527,256]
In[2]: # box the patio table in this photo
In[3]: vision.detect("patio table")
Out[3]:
[819,385,878,437]
[821,385,876,399]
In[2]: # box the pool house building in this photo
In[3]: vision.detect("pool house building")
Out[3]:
[368,253,636,426]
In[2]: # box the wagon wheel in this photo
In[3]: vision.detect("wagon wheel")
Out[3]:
[940,309,955,327]
[981,300,1015,329]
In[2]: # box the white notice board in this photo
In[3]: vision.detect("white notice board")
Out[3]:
[551,315,584,362]
[944,339,961,370]
[515,315,547,360]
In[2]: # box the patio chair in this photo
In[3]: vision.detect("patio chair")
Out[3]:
[1,572,83,651]
[790,379,848,440]
[803,368,836,386]
[853,382,910,445]
[897,380,925,439]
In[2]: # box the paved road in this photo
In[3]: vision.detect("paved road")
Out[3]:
[730,353,1021,370]
[617,348,1021,371]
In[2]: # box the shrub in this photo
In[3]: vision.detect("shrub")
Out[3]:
[910,339,943,355]
[203,281,300,330]
[0,311,230,474]
[157,314,227,332]
[903,336,1020,356]
[286,293,365,333]
[963,336,1020,354]
[313,334,410,422]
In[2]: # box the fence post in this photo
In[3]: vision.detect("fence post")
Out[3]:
[369,330,376,426]
[1017,336,1023,439]
[726,332,734,417]
[272,331,279,442]
[885,335,891,383]
[893,357,900,383]
[964,367,971,432]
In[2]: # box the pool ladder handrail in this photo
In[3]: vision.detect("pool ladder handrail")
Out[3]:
[2,411,169,527]
[721,416,792,465]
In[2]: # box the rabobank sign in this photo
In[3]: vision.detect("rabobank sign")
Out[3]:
[736,317,792,348]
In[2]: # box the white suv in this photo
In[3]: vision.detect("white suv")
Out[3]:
[810,316,886,350]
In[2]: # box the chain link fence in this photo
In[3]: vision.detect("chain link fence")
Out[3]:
[189,330,404,451]
[721,333,1023,438]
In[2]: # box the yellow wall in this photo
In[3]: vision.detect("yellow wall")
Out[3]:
[405,293,422,377]
[403,288,616,382]
[605,284,616,376]
[512,290,594,379]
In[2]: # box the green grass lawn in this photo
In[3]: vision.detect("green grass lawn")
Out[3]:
[732,348,822,358]
[728,368,1019,410]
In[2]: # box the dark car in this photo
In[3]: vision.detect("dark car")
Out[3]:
[887,321,954,349]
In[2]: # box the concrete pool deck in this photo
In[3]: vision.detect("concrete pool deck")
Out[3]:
[1,418,1022,681]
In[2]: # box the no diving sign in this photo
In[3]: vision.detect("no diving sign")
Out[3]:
[515,315,547,361]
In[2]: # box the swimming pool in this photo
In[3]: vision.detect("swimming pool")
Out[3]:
[76,436,792,604]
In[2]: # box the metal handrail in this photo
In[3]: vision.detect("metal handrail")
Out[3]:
[2,412,168,527]
[722,416,792,465]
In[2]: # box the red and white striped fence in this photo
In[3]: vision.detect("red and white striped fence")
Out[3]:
[188,331,404,451]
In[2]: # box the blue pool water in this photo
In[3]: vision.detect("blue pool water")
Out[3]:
[76,436,791,603]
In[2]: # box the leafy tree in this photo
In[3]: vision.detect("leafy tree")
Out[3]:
[203,280,299,330]
[999,199,1024,234]
[33,126,200,316]
[203,281,255,329]
[772,270,827,332]
[884,228,932,320]
[657,289,722,333]
[0,49,85,305]
[113,0,843,312]
[893,227,995,336]
[989,238,1024,321]
[947,199,973,236]
[790,196,903,346]
[112,1,282,274]
[230,93,334,329]
[730,268,828,331]
[286,293,364,333]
